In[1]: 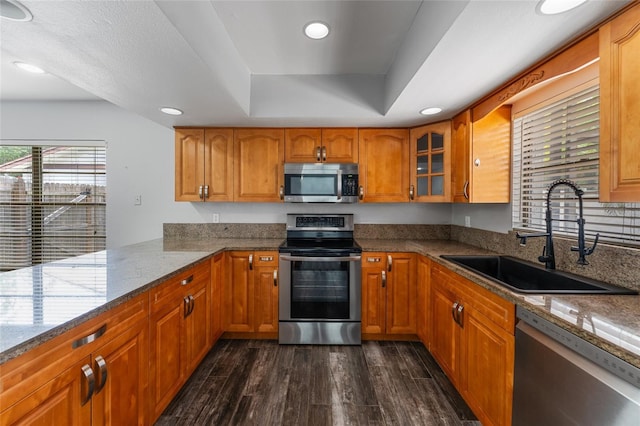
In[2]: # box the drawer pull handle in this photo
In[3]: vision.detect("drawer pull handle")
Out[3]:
[81,364,95,406]
[181,275,194,286]
[367,257,381,263]
[73,324,107,349]
[260,256,273,262]
[94,355,108,394]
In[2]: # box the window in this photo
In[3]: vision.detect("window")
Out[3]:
[0,143,106,271]
[512,85,640,246]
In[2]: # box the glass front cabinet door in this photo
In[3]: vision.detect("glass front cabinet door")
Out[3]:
[410,121,451,202]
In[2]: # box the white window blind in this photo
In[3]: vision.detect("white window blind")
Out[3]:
[0,144,106,271]
[512,85,640,246]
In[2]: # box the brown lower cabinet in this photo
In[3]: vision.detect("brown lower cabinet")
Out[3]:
[361,252,417,338]
[0,293,149,426]
[1,251,518,426]
[149,260,212,422]
[222,251,279,337]
[430,262,515,426]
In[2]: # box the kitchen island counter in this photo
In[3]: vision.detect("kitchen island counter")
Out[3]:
[0,238,282,364]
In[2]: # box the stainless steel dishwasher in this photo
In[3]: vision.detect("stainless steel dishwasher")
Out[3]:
[513,306,640,425]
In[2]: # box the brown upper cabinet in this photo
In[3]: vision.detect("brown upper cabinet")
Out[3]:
[599,2,640,202]
[284,128,359,163]
[451,105,512,203]
[175,128,234,202]
[358,128,410,202]
[233,128,285,202]
[410,121,451,202]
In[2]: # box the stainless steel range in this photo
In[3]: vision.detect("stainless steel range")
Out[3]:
[278,213,362,345]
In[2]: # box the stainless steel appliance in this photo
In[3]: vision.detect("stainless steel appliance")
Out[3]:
[513,306,640,425]
[283,163,359,203]
[278,213,361,344]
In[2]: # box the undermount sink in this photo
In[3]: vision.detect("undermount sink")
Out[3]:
[440,255,637,295]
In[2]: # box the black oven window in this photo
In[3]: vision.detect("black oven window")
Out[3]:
[286,174,336,196]
[290,260,349,319]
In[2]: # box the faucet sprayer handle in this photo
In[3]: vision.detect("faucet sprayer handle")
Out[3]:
[585,233,599,255]
[538,246,551,264]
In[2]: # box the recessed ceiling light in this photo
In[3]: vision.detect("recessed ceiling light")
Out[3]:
[419,107,442,116]
[0,0,33,21]
[304,22,330,40]
[13,61,45,74]
[160,107,183,116]
[538,0,588,15]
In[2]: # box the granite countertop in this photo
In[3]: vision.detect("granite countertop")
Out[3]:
[2,237,639,370]
[0,238,283,364]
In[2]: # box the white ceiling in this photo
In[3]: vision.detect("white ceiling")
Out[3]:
[0,0,632,129]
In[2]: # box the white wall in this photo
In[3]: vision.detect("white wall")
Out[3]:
[1,101,453,248]
[451,203,512,234]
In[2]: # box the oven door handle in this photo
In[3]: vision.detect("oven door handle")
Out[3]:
[279,255,361,262]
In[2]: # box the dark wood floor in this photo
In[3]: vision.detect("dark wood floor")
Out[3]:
[156,339,480,426]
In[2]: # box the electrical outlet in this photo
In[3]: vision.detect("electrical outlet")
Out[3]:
[134,195,142,206]
[464,216,471,227]
[212,213,220,223]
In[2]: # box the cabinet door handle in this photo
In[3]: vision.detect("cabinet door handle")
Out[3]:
[94,355,108,394]
[279,185,284,200]
[81,364,95,406]
[410,184,415,200]
[273,269,278,287]
[359,186,364,200]
[198,185,203,200]
[181,275,194,286]
[204,185,209,200]
[381,270,387,288]
[316,146,321,162]
[184,296,191,318]
[249,254,253,270]
[322,146,327,162]
[452,302,459,323]
[457,304,464,327]
[463,181,469,200]
[387,255,392,272]
[72,324,107,349]
[189,295,195,316]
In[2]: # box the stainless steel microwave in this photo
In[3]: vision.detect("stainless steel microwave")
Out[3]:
[283,163,359,203]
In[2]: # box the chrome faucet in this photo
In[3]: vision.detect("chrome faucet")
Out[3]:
[516,179,599,269]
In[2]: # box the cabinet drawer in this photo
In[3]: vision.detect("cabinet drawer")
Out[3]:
[431,263,515,333]
[150,260,211,314]
[0,292,149,410]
